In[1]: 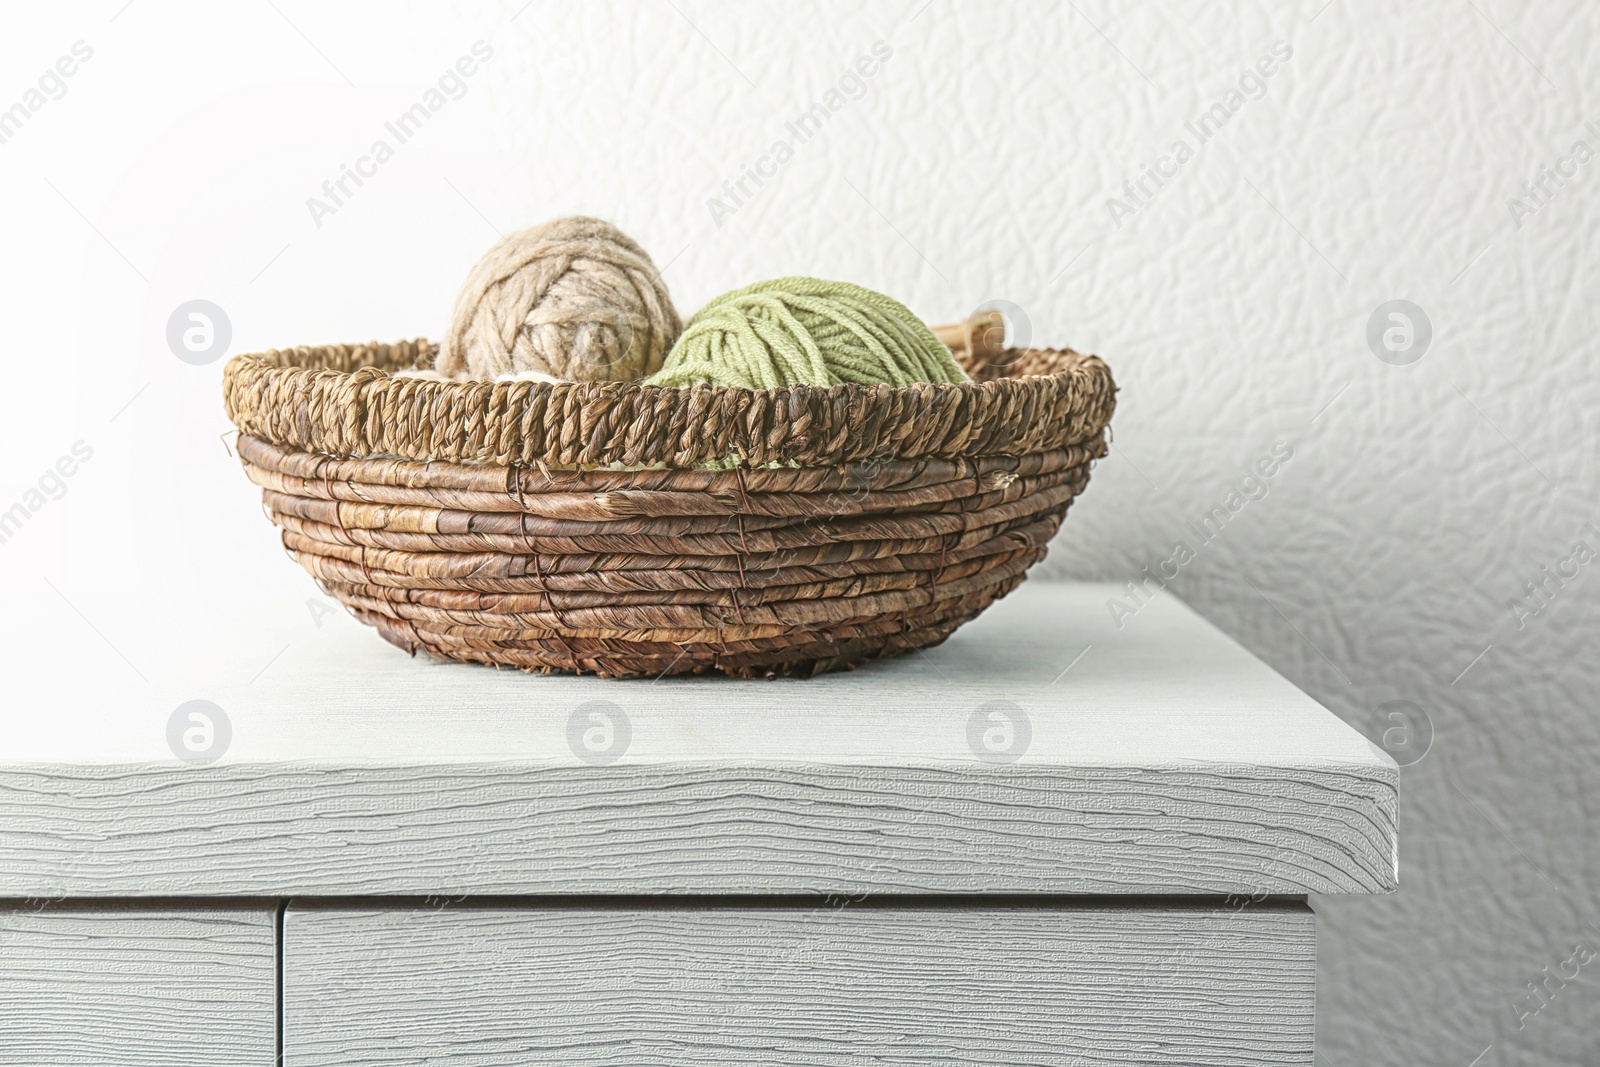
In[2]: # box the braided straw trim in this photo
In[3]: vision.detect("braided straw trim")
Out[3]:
[223,339,1115,467]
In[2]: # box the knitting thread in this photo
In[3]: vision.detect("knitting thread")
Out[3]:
[437,216,681,382]
[644,277,967,389]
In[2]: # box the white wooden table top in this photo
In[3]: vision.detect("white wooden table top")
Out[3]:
[0,582,1397,896]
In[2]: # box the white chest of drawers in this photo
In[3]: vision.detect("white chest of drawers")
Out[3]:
[0,582,1397,1065]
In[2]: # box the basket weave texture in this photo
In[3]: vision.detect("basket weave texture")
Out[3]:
[223,336,1116,678]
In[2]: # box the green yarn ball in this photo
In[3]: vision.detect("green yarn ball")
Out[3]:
[642,277,968,389]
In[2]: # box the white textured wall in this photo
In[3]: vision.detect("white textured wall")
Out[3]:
[2,2,1597,1064]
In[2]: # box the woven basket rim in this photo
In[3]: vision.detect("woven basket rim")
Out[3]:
[223,338,1116,469]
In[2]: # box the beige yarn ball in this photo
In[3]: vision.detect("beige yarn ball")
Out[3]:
[436,216,681,382]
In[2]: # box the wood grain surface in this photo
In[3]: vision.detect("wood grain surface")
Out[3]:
[283,899,1316,1066]
[0,902,277,1066]
[0,583,1397,897]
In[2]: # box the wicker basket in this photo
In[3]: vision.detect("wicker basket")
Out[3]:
[221,313,1116,678]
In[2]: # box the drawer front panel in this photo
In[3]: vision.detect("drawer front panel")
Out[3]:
[0,903,277,1066]
[285,902,1314,1066]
